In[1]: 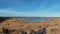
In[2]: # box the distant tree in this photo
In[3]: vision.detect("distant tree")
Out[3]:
[0,17,11,23]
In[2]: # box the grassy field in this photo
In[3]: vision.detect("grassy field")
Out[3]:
[0,17,60,34]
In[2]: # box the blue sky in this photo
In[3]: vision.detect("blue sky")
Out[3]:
[0,0,60,17]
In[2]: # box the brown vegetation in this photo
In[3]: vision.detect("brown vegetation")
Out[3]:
[0,18,60,34]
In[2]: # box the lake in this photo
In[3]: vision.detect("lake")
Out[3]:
[19,17,58,22]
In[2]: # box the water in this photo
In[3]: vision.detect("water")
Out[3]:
[19,17,55,22]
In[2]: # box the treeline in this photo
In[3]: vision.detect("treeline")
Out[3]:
[0,17,11,23]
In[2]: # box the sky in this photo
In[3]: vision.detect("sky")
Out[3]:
[0,0,60,17]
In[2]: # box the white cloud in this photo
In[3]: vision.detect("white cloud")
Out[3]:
[42,12,60,17]
[0,9,34,17]
[0,8,49,17]
[0,8,60,17]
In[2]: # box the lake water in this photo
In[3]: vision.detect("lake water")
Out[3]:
[19,17,57,22]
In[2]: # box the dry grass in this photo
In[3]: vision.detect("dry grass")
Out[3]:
[0,18,60,34]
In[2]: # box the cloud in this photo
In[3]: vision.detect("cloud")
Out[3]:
[0,9,34,17]
[0,8,60,17]
[0,8,48,17]
[44,12,60,17]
